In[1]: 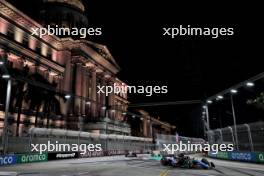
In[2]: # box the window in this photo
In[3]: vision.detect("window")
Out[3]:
[7,29,14,40]
[46,49,52,59]
[22,37,29,48]
[36,44,41,54]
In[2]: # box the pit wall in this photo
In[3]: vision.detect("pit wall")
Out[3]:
[208,151,264,164]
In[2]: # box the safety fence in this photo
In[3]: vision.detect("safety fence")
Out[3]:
[0,151,149,166]
[1,127,153,154]
[207,121,264,152]
[0,127,154,166]
[155,133,205,154]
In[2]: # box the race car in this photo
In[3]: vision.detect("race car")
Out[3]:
[160,153,215,169]
[160,154,175,166]
[125,151,137,157]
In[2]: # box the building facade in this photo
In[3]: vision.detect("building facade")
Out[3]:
[129,110,176,138]
[0,0,130,137]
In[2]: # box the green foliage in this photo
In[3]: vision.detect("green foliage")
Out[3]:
[247,92,264,110]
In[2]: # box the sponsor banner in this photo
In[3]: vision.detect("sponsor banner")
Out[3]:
[80,151,105,158]
[17,153,48,164]
[217,151,229,159]
[229,151,256,162]
[208,151,264,163]
[0,154,17,166]
[108,150,126,156]
[48,152,79,160]
[256,152,264,163]
[208,151,217,158]
[80,150,143,158]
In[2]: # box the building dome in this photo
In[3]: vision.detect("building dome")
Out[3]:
[39,0,88,30]
[43,0,85,12]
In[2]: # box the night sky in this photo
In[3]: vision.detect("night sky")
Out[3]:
[8,0,264,137]
[84,1,263,136]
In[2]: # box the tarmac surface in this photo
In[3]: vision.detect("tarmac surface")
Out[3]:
[1,154,264,176]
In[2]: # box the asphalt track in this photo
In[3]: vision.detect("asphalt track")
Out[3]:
[1,154,264,176]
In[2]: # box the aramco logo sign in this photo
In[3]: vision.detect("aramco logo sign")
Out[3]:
[0,155,17,166]
[257,152,264,163]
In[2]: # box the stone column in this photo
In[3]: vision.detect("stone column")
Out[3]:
[107,79,115,119]
[85,70,91,118]
[149,118,153,138]
[81,68,87,116]
[143,116,148,137]
[75,63,82,115]
[90,68,97,118]
[62,52,72,93]
[100,77,106,117]
[62,51,73,116]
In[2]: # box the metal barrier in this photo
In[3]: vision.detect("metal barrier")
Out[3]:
[155,133,205,154]
[207,121,264,152]
[3,128,154,154]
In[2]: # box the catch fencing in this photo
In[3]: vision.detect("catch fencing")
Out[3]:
[207,121,264,152]
[155,133,205,154]
[1,128,154,154]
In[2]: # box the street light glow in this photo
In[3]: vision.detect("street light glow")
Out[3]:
[86,101,91,105]
[207,100,213,104]
[2,74,10,79]
[230,89,238,94]
[246,82,254,87]
[132,115,136,118]
[0,61,4,65]
[202,105,207,109]
[65,95,71,99]
[102,106,106,110]
[217,95,223,99]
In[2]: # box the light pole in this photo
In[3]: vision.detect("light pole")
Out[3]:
[202,104,210,140]
[230,94,239,150]
[228,126,236,147]
[2,78,12,154]
[102,106,107,134]
[1,46,11,154]
[205,105,210,130]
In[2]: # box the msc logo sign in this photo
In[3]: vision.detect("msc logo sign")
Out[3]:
[0,155,17,166]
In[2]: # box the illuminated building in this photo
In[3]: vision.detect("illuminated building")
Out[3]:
[128,109,176,138]
[0,0,130,136]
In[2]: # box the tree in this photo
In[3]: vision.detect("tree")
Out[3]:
[247,92,264,110]
[10,66,29,136]
[24,73,64,128]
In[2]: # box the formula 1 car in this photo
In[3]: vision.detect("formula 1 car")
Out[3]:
[160,153,215,169]
[125,151,137,157]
